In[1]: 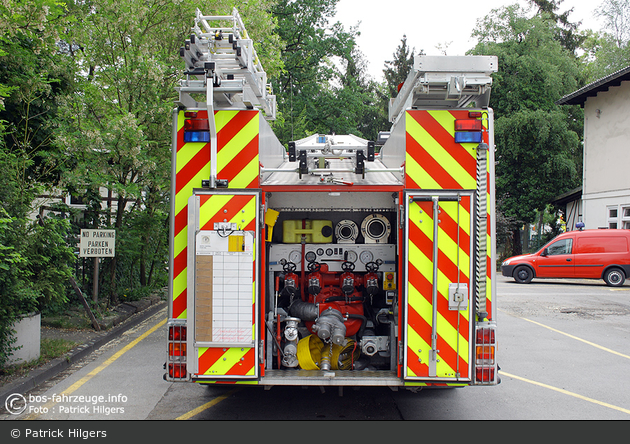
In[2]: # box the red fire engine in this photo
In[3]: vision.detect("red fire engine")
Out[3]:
[165,8,499,390]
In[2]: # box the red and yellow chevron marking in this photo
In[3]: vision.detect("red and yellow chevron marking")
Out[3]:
[405,109,493,318]
[197,347,256,377]
[171,110,260,319]
[406,197,472,379]
[198,194,257,232]
[216,110,260,189]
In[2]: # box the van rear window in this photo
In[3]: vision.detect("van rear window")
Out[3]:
[577,237,628,253]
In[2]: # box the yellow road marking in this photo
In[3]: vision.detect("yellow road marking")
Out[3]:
[23,315,167,420]
[500,371,630,416]
[500,309,630,360]
[176,388,241,420]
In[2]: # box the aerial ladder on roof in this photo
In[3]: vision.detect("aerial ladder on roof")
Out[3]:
[177,8,276,188]
[388,55,497,124]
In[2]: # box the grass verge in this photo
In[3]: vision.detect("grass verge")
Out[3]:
[0,338,78,386]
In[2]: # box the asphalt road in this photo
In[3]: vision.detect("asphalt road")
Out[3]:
[3,275,629,423]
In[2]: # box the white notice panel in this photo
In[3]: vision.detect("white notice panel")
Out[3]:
[79,229,116,257]
[195,230,254,344]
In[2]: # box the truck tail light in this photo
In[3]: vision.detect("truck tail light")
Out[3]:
[169,325,187,341]
[169,363,187,379]
[474,325,498,385]
[169,342,187,357]
[166,323,188,381]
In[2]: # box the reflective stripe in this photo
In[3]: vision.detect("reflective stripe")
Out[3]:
[198,194,257,231]
[216,110,259,189]
[406,197,472,380]
[171,110,261,319]
[405,109,493,320]
[198,347,256,377]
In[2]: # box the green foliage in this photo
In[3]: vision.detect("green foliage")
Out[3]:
[470,4,584,255]
[579,0,630,80]
[526,0,587,53]
[271,0,380,144]
[471,5,583,114]
[0,0,77,367]
[495,108,581,224]
[382,35,417,98]
[51,0,281,305]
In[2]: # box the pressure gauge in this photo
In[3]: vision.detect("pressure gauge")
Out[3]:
[305,251,317,263]
[288,250,301,264]
[316,248,324,256]
[345,250,358,263]
[359,250,374,264]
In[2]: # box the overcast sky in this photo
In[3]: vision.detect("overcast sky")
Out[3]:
[333,0,606,81]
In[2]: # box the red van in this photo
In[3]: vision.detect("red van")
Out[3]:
[501,229,630,286]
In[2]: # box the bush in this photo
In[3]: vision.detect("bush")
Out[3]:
[0,209,75,368]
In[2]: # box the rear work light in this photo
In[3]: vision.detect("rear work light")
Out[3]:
[474,325,498,385]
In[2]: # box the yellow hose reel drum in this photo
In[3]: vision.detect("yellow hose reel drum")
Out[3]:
[296,335,360,370]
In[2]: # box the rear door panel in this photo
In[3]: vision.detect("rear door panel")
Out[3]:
[403,191,473,382]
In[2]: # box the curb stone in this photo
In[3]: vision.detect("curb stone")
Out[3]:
[0,299,167,409]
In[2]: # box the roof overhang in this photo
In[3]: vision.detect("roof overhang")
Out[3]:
[551,187,582,206]
[557,66,630,107]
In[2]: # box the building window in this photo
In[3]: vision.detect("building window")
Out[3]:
[607,206,619,229]
[622,206,630,230]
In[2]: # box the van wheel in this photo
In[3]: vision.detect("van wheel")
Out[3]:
[513,266,533,284]
[603,268,625,287]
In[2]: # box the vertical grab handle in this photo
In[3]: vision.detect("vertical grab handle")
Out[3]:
[429,196,440,377]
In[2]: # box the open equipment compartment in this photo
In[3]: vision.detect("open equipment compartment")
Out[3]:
[263,191,401,377]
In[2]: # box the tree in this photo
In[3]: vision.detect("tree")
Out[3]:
[580,0,630,80]
[271,0,361,144]
[382,35,417,98]
[527,0,586,53]
[0,0,76,366]
[470,4,584,255]
[54,0,281,305]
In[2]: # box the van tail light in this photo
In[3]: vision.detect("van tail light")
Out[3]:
[474,324,498,385]
[166,322,188,381]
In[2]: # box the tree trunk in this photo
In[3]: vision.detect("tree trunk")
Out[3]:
[109,196,128,306]
[140,252,147,287]
[512,228,523,256]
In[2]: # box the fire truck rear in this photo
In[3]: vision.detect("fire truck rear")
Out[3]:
[165,8,499,390]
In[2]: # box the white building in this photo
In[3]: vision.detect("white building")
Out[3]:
[557,66,630,230]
